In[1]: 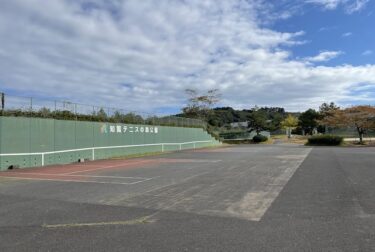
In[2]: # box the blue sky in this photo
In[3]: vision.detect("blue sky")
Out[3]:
[0,0,374,114]
[271,0,375,66]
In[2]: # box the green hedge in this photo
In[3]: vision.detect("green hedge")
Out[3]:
[307,135,343,146]
[253,134,268,143]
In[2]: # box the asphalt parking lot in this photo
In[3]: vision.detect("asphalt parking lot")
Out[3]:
[1,144,375,251]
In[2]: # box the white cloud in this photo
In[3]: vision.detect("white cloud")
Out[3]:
[306,0,369,13]
[342,32,353,37]
[362,50,373,56]
[306,0,342,9]
[0,0,374,113]
[345,0,370,13]
[305,51,344,62]
[319,26,337,32]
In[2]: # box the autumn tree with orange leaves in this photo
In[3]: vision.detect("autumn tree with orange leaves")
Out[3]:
[321,105,375,144]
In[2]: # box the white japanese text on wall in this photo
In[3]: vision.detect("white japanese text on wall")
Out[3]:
[100,124,159,134]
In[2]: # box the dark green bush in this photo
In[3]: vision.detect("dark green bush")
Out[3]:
[307,135,343,146]
[253,134,268,143]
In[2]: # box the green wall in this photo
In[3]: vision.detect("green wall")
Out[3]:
[0,117,220,171]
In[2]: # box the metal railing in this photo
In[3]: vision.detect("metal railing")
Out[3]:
[0,92,206,128]
[0,140,214,166]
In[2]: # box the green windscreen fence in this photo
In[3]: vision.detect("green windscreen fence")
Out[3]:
[0,117,221,171]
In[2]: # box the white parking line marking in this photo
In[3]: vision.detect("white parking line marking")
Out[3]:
[63,160,153,175]
[0,175,158,185]
[2,172,150,180]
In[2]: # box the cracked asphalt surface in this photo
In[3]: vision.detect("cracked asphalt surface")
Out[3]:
[1,145,375,251]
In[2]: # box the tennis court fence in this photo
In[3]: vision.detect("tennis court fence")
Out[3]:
[0,92,206,128]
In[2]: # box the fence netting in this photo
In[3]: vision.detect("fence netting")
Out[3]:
[0,93,206,128]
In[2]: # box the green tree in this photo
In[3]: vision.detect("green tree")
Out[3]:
[95,108,108,122]
[281,114,298,138]
[319,102,340,117]
[122,112,143,124]
[113,111,124,123]
[182,89,220,121]
[319,102,340,133]
[252,107,286,132]
[298,109,320,135]
[38,107,52,118]
[248,109,269,135]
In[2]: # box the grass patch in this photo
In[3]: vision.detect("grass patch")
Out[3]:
[270,135,308,145]
[342,141,375,147]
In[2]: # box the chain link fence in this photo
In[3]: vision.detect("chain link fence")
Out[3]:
[0,92,206,128]
[326,127,375,138]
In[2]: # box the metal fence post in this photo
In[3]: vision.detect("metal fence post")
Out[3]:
[30,97,33,115]
[0,92,205,130]
[0,92,4,111]
[54,100,57,118]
